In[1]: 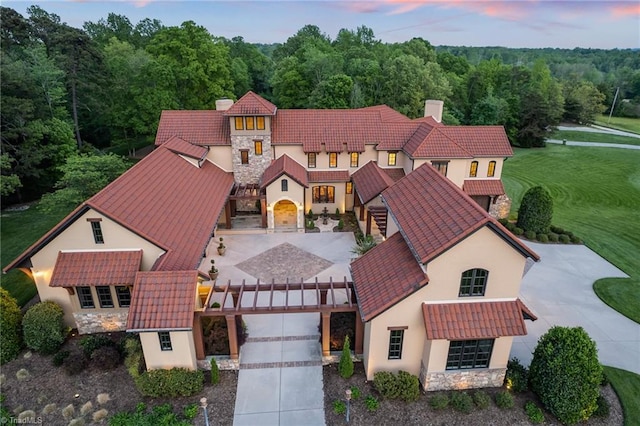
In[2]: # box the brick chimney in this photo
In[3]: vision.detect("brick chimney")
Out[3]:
[424,100,443,123]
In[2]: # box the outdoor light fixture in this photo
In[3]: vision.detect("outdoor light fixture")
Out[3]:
[200,397,210,426]
[345,388,352,423]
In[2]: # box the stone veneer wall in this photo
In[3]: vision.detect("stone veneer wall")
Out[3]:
[489,194,511,220]
[231,135,272,185]
[73,311,128,334]
[420,363,506,391]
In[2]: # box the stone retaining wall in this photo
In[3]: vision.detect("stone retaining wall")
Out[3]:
[489,194,511,219]
[420,365,506,391]
[73,311,128,334]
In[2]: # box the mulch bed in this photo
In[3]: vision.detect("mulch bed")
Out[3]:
[323,363,623,426]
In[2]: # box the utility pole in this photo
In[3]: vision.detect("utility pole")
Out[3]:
[608,87,620,124]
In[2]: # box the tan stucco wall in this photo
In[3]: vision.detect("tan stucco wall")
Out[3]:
[305,182,348,214]
[385,213,399,238]
[412,159,467,188]
[140,330,198,370]
[465,158,504,180]
[266,178,305,229]
[206,146,233,171]
[424,226,526,301]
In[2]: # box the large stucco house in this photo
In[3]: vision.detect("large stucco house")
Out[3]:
[4,91,538,390]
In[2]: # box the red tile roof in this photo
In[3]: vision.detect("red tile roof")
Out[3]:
[162,136,208,161]
[422,299,537,340]
[224,91,277,116]
[359,105,411,123]
[127,270,198,330]
[155,110,229,146]
[351,161,396,204]
[405,127,473,159]
[377,122,420,151]
[308,170,350,182]
[440,126,513,157]
[49,250,142,287]
[463,179,506,196]
[381,168,406,182]
[351,233,429,321]
[260,155,309,189]
[383,163,538,264]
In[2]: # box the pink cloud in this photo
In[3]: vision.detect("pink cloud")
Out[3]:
[610,3,640,17]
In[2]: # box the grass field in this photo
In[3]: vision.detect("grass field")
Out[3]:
[594,114,640,134]
[603,366,640,426]
[551,129,640,146]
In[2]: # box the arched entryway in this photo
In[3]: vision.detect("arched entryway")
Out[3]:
[273,199,297,229]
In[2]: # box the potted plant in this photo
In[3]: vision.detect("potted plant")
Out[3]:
[217,238,226,255]
[208,259,218,280]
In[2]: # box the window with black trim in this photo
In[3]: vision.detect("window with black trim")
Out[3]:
[77,286,95,309]
[312,186,335,203]
[329,152,338,168]
[246,116,255,130]
[240,150,249,165]
[431,161,448,176]
[254,140,263,155]
[281,179,288,192]
[469,161,478,177]
[96,286,114,308]
[350,152,359,167]
[459,268,489,297]
[346,182,353,194]
[256,116,265,130]
[90,221,104,244]
[388,329,404,359]
[388,151,397,166]
[487,161,496,177]
[446,339,494,370]
[116,286,131,307]
[235,117,244,130]
[158,332,172,351]
[308,153,316,168]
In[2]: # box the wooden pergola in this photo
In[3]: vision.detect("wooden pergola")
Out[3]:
[193,277,363,360]
[224,184,267,228]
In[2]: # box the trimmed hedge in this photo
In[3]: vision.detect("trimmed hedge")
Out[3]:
[505,357,529,392]
[135,368,204,397]
[517,186,553,234]
[0,289,22,364]
[373,370,420,402]
[495,391,514,409]
[22,301,67,355]
[450,391,473,413]
[80,334,114,358]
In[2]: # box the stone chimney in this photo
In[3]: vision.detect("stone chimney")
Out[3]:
[215,99,234,111]
[424,100,443,123]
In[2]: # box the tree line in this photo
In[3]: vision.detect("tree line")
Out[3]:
[2,6,638,203]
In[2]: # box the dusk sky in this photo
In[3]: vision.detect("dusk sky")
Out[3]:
[5,0,640,49]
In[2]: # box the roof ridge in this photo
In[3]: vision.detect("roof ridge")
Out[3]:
[427,127,473,157]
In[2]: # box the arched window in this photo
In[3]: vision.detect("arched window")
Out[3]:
[487,161,496,177]
[469,161,478,177]
[459,268,489,297]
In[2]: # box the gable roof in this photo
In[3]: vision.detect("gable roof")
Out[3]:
[162,136,208,161]
[308,170,350,183]
[383,162,538,264]
[224,91,277,116]
[422,299,537,340]
[351,161,396,204]
[155,110,229,146]
[404,126,473,159]
[439,126,513,157]
[463,179,506,196]
[351,232,428,322]
[127,270,198,331]
[260,155,309,189]
[49,250,142,287]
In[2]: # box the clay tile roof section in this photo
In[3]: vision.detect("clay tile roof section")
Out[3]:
[351,161,397,204]
[359,105,412,123]
[49,250,142,287]
[351,233,428,322]
[224,91,277,116]
[439,126,513,157]
[127,270,198,331]
[260,155,309,189]
[405,126,473,159]
[376,122,420,151]
[381,168,405,182]
[162,136,208,161]
[422,299,536,340]
[308,170,350,183]
[155,110,229,146]
[463,179,506,196]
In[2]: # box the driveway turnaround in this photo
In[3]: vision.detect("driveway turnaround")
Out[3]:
[511,242,640,375]
[211,233,356,426]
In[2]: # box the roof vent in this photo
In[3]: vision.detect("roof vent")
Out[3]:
[215,99,234,111]
[424,100,443,123]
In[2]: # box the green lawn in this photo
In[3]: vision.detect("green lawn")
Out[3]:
[594,277,640,324]
[594,114,640,134]
[0,205,71,306]
[603,366,640,426]
[550,129,640,146]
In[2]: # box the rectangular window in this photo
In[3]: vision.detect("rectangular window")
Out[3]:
[90,221,104,244]
[245,116,255,130]
[96,286,114,308]
[256,116,265,130]
[446,339,494,370]
[388,152,397,166]
[431,161,448,176]
[235,117,244,130]
[254,140,263,156]
[240,150,249,165]
[350,152,359,168]
[281,179,288,192]
[312,186,335,203]
[329,152,338,168]
[487,161,496,177]
[158,332,173,351]
[116,286,131,307]
[308,153,316,168]
[388,329,405,359]
[469,161,478,177]
[346,182,353,194]
[77,286,95,309]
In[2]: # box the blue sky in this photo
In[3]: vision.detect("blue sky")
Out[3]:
[5,1,639,48]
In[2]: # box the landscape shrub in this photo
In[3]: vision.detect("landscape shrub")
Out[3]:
[135,368,204,397]
[109,403,191,426]
[0,289,22,364]
[495,391,514,409]
[450,391,474,414]
[124,336,144,378]
[332,400,346,415]
[524,230,536,240]
[22,301,67,355]
[550,225,565,234]
[548,232,559,242]
[397,371,420,402]
[592,394,610,418]
[52,350,70,366]
[429,393,449,410]
[571,235,582,244]
[514,227,524,236]
[536,233,549,243]
[349,386,361,400]
[505,222,516,232]
[525,401,545,424]
[210,358,219,385]
[338,336,354,379]
[498,218,508,226]
[516,186,553,234]
[373,371,400,399]
[182,404,198,420]
[337,219,344,230]
[307,209,313,219]
[364,395,379,411]
[505,357,529,392]
[529,326,602,424]
[91,345,121,370]
[80,334,113,358]
[63,352,88,375]
[559,234,571,243]
[473,390,491,409]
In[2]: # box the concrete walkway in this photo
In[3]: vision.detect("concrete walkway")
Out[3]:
[546,139,640,150]
[210,233,356,426]
[511,242,640,375]
[558,124,640,139]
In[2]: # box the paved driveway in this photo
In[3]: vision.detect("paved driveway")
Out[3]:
[511,242,640,375]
